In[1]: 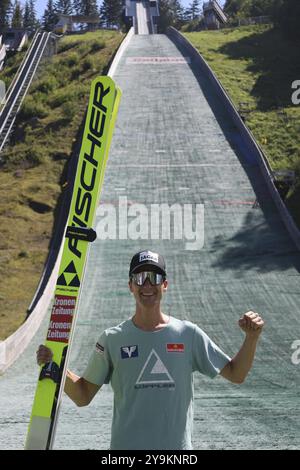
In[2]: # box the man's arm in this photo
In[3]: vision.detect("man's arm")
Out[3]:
[36,345,100,406]
[220,311,264,384]
[64,370,100,406]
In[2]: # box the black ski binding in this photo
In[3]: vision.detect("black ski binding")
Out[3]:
[65,225,97,242]
[39,362,61,384]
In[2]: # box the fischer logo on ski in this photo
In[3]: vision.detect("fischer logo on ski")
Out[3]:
[25,76,121,450]
[67,81,111,260]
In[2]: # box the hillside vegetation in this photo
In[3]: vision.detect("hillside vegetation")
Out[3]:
[184,24,300,227]
[0,30,124,340]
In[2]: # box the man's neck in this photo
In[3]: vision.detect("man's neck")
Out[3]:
[132,306,169,332]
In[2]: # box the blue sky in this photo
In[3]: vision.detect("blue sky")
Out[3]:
[21,0,226,20]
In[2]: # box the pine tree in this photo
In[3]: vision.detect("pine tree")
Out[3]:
[23,0,38,30]
[100,0,123,28]
[171,0,186,28]
[11,0,23,28]
[188,0,201,20]
[55,0,73,15]
[73,0,82,15]
[43,0,59,31]
[158,0,178,31]
[23,1,31,28]
[0,0,13,29]
[99,0,109,27]
[74,0,99,16]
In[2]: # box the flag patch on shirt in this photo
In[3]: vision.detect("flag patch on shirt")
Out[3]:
[95,342,105,354]
[166,343,185,352]
[121,345,138,359]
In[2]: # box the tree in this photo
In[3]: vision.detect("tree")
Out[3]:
[99,0,108,26]
[224,0,279,18]
[100,0,123,28]
[241,0,276,16]
[74,0,99,16]
[23,0,38,30]
[158,0,179,31]
[73,0,82,15]
[189,0,201,20]
[55,0,73,15]
[11,0,23,28]
[42,0,59,31]
[23,1,31,27]
[0,0,12,29]
[224,0,242,16]
[172,0,186,28]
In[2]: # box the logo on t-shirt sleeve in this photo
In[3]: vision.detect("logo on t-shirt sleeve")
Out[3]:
[95,342,105,354]
[121,345,139,358]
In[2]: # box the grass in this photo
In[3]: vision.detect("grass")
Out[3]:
[0,30,124,340]
[183,25,300,226]
[0,46,28,96]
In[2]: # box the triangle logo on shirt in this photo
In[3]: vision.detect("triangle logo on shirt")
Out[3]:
[135,349,175,389]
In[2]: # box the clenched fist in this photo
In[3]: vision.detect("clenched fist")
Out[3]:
[239,311,264,338]
[36,344,53,366]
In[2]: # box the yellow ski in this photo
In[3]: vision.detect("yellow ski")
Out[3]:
[25,76,121,450]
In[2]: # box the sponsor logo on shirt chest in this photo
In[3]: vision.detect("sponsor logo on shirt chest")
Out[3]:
[121,345,138,358]
[135,349,175,390]
[166,343,185,353]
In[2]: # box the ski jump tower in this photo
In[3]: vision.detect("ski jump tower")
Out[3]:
[203,0,228,29]
[124,0,160,34]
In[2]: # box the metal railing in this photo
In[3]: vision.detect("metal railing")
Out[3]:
[0,44,6,71]
[0,31,51,154]
[146,1,154,34]
[0,29,40,112]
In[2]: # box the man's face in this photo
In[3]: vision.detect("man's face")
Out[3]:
[128,266,168,308]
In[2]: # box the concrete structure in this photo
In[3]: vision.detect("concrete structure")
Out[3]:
[2,28,28,51]
[0,34,6,70]
[125,0,159,34]
[54,14,100,34]
[203,0,227,29]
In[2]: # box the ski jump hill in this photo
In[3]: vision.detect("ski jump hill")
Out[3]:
[1,15,300,449]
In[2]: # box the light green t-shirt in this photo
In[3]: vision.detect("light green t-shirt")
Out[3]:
[83,316,231,450]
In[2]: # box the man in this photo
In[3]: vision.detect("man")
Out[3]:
[37,250,264,450]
